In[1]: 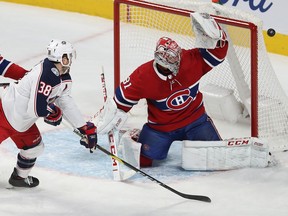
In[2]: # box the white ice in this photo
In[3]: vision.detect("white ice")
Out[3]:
[0,2,288,216]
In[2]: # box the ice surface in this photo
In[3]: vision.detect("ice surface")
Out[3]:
[0,2,288,216]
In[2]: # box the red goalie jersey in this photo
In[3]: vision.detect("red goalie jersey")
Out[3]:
[114,43,228,132]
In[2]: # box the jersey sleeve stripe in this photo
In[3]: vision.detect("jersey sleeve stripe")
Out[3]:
[199,48,224,68]
[115,86,137,108]
[0,59,12,76]
[114,96,132,108]
[119,86,138,104]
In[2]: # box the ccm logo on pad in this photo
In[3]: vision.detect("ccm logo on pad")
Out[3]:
[227,139,250,146]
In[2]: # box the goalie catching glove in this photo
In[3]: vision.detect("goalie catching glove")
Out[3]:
[78,122,97,150]
[92,97,128,134]
[44,103,63,126]
[191,12,227,49]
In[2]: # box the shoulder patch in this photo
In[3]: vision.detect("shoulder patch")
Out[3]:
[51,67,59,76]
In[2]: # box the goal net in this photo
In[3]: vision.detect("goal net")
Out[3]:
[114,0,288,152]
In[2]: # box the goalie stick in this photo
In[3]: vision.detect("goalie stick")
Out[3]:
[88,70,108,120]
[72,128,211,202]
[100,69,107,102]
[100,69,122,181]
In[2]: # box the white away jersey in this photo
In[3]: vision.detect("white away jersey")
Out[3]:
[1,58,86,132]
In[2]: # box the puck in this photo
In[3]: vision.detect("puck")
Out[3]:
[267,28,276,37]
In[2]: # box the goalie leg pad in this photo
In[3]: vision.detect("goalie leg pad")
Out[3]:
[182,137,270,171]
[118,129,142,170]
[120,129,152,167]
[113,129,141,181]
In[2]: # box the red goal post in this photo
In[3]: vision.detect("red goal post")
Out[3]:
[113,0,288,151]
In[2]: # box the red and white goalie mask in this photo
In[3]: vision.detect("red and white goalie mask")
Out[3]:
[154,37,182,76]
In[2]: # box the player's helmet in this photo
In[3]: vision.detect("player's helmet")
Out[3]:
[154,37,182,76]
[47,39,76,71]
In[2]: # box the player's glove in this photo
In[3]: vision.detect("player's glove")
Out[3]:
[44,103,63,126]
[191,12,227,49]
[78,122,97,151]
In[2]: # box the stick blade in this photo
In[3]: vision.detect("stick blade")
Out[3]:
[181,193,211,202]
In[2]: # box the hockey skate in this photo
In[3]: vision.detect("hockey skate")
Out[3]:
[8,168,39,188]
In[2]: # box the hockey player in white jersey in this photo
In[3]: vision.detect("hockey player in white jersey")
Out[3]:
[0,39,97,188]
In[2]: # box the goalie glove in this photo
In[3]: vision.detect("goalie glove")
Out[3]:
[92,97,128,134]
[78,122,97,150]
[191,12,227,49]
[44,103,63,126]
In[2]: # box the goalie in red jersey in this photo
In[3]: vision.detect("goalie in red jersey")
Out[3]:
[95,12,228,167]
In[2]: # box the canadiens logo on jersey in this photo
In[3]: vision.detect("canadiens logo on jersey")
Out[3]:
[153,82,199,111]
[166,88,194,110]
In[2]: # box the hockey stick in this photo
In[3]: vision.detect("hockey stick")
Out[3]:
[88,69,107,120]
[100,69,107,102]
[100,68,122,181]
[0,82,12,87]
[72,129,211,202]
[0,81,19,87]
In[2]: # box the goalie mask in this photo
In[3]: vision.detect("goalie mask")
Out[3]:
[47,39,76,74]
[154,37,182,76]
